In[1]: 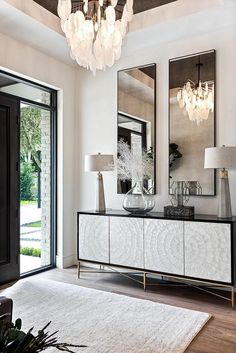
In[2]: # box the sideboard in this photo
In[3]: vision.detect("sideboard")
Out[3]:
[77,210,236,308]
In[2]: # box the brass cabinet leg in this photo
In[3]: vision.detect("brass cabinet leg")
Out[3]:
[78,261,81,279]
[143,272,147,291]
[232,287,235,310]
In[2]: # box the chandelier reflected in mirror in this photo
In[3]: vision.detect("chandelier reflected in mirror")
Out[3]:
[176,57,214,125]
[57,0,133,74]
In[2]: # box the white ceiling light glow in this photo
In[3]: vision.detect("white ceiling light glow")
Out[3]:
[57,0,133,75]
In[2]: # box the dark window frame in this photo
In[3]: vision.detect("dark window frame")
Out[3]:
[0,70,57,277]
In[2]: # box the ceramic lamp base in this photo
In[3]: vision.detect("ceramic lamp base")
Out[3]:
[96,172,105,212]
[218,170,232,218]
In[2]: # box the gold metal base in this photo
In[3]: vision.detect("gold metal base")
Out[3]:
[77,261,235,309]
[220,168,228,179]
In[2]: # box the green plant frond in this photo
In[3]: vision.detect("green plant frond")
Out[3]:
[0,316,86,353]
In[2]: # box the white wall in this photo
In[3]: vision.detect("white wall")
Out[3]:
[0,32,77,268]
[75,22,236,216]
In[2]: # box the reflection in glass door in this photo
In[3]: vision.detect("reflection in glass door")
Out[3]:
[20,103,51,273]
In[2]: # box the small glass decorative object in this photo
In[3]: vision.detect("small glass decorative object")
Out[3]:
[170,181,190,207]
[165,180,194,217]
[123,181,155,214]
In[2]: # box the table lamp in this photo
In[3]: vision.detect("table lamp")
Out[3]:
[204,146,236,218]
[85,153,114,212]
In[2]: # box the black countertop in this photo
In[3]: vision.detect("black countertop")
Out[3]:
[78,210,236,223]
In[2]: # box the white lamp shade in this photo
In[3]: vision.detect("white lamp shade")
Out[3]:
[85,153,114,172]
[204,146,236,170]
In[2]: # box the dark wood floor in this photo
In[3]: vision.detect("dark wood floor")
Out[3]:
[3,266,236,352]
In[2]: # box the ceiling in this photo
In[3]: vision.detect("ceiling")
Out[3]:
[169,51,215,89]
[1,0,231,69]
[33,0,177,17]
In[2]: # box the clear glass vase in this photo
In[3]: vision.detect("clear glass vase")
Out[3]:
[122,181,155,214]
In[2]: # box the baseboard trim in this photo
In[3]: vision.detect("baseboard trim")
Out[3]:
[56,254,77,269]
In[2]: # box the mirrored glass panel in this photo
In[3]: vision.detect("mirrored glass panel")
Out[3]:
[117,64,156,194]
[169,50,215,196]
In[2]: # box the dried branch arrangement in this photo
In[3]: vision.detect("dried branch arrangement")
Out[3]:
[117,140,154,182]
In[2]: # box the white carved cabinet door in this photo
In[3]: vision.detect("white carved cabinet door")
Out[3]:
[79,215,109,263]
[184,222,231,283]
[110,217,144,268]
[144,219,184,275]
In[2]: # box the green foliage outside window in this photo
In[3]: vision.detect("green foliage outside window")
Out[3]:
[20,106,41,201]
[20,162,36,201]
[20,247,41,257]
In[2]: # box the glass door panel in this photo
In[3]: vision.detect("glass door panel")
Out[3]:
[20,103,51,273]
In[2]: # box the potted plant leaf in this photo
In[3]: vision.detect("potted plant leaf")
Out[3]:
[0,314,86,353]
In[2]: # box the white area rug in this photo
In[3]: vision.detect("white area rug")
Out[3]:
[2,279,210,353]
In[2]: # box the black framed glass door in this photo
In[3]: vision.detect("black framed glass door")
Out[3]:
[20,103,54,273]
[0,71,57,280]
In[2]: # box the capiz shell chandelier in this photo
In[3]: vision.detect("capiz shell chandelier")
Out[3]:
[177,80,214,125]
[176,58,214,125]
[57,0,133,74]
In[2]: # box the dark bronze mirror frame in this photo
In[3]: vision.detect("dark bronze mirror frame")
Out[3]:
[117,63,157,194]
[168,50,216,196]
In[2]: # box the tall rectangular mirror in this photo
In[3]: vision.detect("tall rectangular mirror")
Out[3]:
[117,64,156,194]
[169,50,215,196]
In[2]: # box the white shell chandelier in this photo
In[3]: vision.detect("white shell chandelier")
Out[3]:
[177,59,214,125]
[57,0,133,74]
